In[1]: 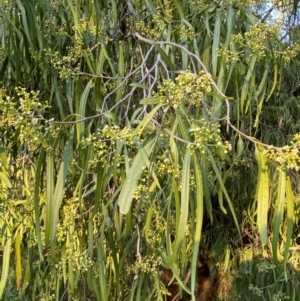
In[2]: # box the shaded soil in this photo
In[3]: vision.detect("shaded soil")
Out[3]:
[160,246,229,301]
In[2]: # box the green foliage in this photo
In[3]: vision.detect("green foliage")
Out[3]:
[0,0,300,300]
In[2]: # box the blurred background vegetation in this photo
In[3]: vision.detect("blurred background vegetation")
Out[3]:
[1,0,300,300]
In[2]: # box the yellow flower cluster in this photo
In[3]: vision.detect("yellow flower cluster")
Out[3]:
[158,71,212,108]
[265,133,300,171]
[80,125,134,167]
[0,88,51,152]
[190,119,232,155]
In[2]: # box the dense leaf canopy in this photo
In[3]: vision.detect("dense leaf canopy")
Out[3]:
[0,0,300,300]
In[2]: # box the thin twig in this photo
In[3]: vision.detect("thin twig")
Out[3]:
[105,45,156,113]
[55,32,284,151]
[134,32,282,150]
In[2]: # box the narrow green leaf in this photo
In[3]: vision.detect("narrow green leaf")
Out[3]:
[144,0,157,13]
[98,226,108,301]
[145,206,154,243]
[236,135,244,158]
[201,153,213,223]
[202,33,211,69]
[254,67,269,128]
[171,0,184,19]
[255,145,269,245]
[33,147,45,259]
[16,0,33,48]
[102,112,118,123]
[135,138,161,190]
[67,232,74,293]
[140,96,163,105]
[170,119,179,167]
[61,243,67,284]
[224,5,234,49]
[45,144,54,245]
[166,149,191,266]
[0,144,8,171]
[161,252,191,295]
[240,55,257,115]
[212,10,221,77]
[79,79,94,137]
[284,176,294,281]
[272,169,286,264]
[155,45,175,70]
[207,91,234,100]
[47,128,74,245]
[0,233,11,298]
[15,228,22,290]
[176,111,190,142]
[205,147,242,239]
[129,83,149,90]
[118,137,156,214]
[265,59,278,102]
[191,154,203,300]
[0,172,11,188]
[132,103,164,136]
[87,217,100,299]
[118,43,125,77]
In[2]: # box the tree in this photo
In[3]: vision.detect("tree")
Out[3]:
[0,0,299,300]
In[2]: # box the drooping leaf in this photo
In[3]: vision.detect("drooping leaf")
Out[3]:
[283,175,294,280]
[129,83,149,90]
[118,137,156,215]
[0,232,11,298]
[255,145,269,245]
[190,154,204,300]
[166,148,191,267]
[272,169,286,264]
[206,147,242,239]
[46,127,74,246]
